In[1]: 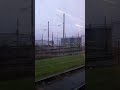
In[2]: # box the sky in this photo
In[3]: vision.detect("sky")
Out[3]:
[0,0,120,36]
[35,0,85,40]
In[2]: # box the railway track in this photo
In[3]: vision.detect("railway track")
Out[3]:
[35,65,85,90]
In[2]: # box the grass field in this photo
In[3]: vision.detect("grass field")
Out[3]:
[86,66,120,90]
[35,54,85,80]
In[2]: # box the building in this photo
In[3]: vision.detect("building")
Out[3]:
[35,40,48,46]
[35,40,54,46]
[81,35,85,47]
[61,37,81,48]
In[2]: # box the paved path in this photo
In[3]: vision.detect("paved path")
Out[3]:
[36,68,85,90]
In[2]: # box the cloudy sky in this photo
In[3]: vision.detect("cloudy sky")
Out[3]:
[35,0,85,40]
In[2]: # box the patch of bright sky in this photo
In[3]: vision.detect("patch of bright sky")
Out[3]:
[35,0,85,40]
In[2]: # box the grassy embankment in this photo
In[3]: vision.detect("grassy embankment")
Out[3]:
[35,54,85,80]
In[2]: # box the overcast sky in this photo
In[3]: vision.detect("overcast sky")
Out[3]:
[35,0,85,40]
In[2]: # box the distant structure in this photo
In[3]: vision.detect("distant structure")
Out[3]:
[81,35,85,47]
[49,41,54,46]
[61,37,81,48]
[35,40,54,46]
[35,40,48,46]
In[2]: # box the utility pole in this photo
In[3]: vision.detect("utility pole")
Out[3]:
[78,33,79,37]
[42,34,43,47]
[57,35,58,46]
[59,40,60,56]
[52,32,53,47]
[78,33,80,47]
[65,33,66,39]
[63,13,65,46]
[48,21,49,47]
[63,13,65,55]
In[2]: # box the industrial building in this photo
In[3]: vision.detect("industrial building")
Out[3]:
[35,40,54,47]
[61,37,81,48]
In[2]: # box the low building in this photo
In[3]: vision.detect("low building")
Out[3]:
[61,37,81,48]
[35,40,54,47]
[35,40,48,46]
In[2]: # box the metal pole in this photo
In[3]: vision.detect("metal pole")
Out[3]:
[63,13,65,55]
[48,21,49,47]
[78,33,79,47]
[65,33,66,39]
[59,40,60,55]
[78,33,80,52]
[57,35,58,46]
[42,34,43,47]
[52,32,53,47]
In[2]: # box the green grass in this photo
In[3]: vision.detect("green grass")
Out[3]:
[86,66,120,90]
[35,54,85,80]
